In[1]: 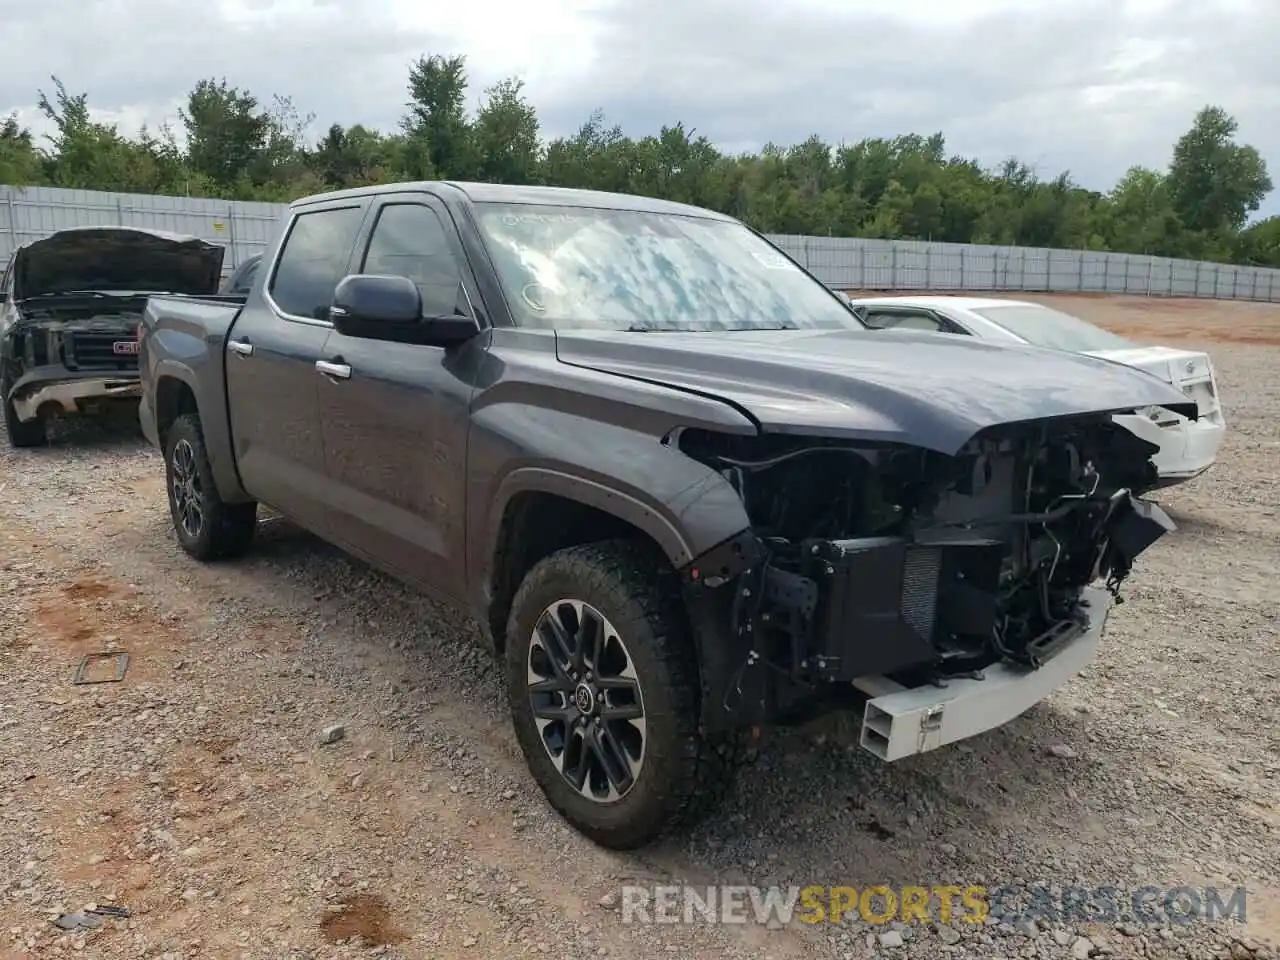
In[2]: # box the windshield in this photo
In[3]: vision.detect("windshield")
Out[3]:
[969,304,1137,352]
[473,202,864,332]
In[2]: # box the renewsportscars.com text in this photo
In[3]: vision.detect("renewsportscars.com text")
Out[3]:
[620,884,1248,926]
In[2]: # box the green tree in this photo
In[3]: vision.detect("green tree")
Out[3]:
[1235,216,1280,267]
[1167,106,1272,234]
[3,64,1276,271]
[402,54,474,180]
[180,79,272,190]
[1103,167,1184,256]
[312,123,405,188]
[473,78,541,184]
[0,115,45,185]
[36,76,186,195]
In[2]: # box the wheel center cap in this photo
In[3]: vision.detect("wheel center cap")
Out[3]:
[573,682,596,715]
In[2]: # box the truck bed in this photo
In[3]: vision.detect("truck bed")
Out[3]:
[142,294,246,341]
[137,294,250,499]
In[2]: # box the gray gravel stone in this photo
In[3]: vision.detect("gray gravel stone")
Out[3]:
[0,316,1276,960]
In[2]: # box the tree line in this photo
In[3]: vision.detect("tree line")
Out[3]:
[2,56,1278,267]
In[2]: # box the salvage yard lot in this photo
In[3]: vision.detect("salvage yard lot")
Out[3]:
[1,293,1277,960]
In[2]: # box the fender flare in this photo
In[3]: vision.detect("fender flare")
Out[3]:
[489,466,696,568]
[151,359,250,502]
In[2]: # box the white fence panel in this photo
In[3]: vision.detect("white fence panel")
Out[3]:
[4,184,1279,301]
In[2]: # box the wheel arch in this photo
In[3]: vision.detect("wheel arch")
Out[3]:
[153,367,200,448]
[151,358,251,503]
[482,471,699,653]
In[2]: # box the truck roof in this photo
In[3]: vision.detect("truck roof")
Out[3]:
[290,181,736,222]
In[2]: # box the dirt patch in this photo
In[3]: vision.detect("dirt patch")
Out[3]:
[1035,294,1280,346]
[320,893,408,947]
[63,579,113,600]
[29,576,174,684]
[1011,293,1280,346]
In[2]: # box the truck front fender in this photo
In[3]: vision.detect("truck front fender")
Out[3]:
[468,417,757,641]
[477,451,754,571]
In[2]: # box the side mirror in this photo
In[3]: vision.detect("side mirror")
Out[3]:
[330,274,479,348]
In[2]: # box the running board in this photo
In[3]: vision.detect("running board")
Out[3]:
[850,587,1112,761]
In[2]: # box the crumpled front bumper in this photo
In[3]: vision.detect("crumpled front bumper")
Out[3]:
[8,372,141,422]
[851,586,1111,760]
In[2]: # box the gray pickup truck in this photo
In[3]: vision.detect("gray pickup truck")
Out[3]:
[137,181,1193,849]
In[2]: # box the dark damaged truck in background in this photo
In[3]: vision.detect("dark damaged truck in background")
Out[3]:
[136,182,1190,849]
[1,226,225,446]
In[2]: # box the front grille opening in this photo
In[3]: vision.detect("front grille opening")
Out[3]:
[66,332,139,372]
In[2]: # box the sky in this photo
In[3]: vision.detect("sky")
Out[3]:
[1,0,1277,215]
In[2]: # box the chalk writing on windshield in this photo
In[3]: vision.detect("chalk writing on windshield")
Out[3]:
[499,212,595,227]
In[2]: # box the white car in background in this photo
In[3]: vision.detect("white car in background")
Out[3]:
[845,295,1226,487]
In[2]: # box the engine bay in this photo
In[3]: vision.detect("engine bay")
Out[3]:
[678,416,1175,697]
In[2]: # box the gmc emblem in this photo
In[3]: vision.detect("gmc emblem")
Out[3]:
[112,340,140,356]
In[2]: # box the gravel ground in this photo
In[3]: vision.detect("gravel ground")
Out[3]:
[1,296,1277,960]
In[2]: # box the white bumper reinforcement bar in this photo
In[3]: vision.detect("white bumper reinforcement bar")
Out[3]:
[852,585,1112,761]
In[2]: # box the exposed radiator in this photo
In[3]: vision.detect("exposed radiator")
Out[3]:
[900,546,942,643]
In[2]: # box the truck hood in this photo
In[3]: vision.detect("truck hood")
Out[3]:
[12,227,226,300]
[554,327,1200,455]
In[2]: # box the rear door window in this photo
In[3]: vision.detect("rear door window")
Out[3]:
[268,207,365,321]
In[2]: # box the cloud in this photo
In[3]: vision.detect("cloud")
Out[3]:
[1,0,1277,211]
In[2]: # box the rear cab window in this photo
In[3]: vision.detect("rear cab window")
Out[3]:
[224,257,261,295]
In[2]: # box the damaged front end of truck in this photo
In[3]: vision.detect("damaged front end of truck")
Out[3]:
[677,413,1176,758]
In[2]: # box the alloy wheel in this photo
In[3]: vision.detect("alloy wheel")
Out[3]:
[527,599,647,803]
[170,438,205,539]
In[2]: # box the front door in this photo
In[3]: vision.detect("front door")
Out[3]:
[316,195,485,601]
[225,202,367,534]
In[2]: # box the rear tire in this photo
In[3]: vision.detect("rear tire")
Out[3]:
[2,380,47,448]
[164,413,257,561]
[504,538,746,849]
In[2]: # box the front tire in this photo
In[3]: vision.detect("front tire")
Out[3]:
[164,413,257,561]
[2,379,46,448]
[504,539,744,849]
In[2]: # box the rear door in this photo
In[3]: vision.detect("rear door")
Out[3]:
[315,193,486,601]
[224,200,368,534]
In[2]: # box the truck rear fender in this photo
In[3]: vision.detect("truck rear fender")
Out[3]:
[144,297,250,502]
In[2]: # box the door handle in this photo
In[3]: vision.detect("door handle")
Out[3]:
[315,360,352,380]
[228,339,253,357]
